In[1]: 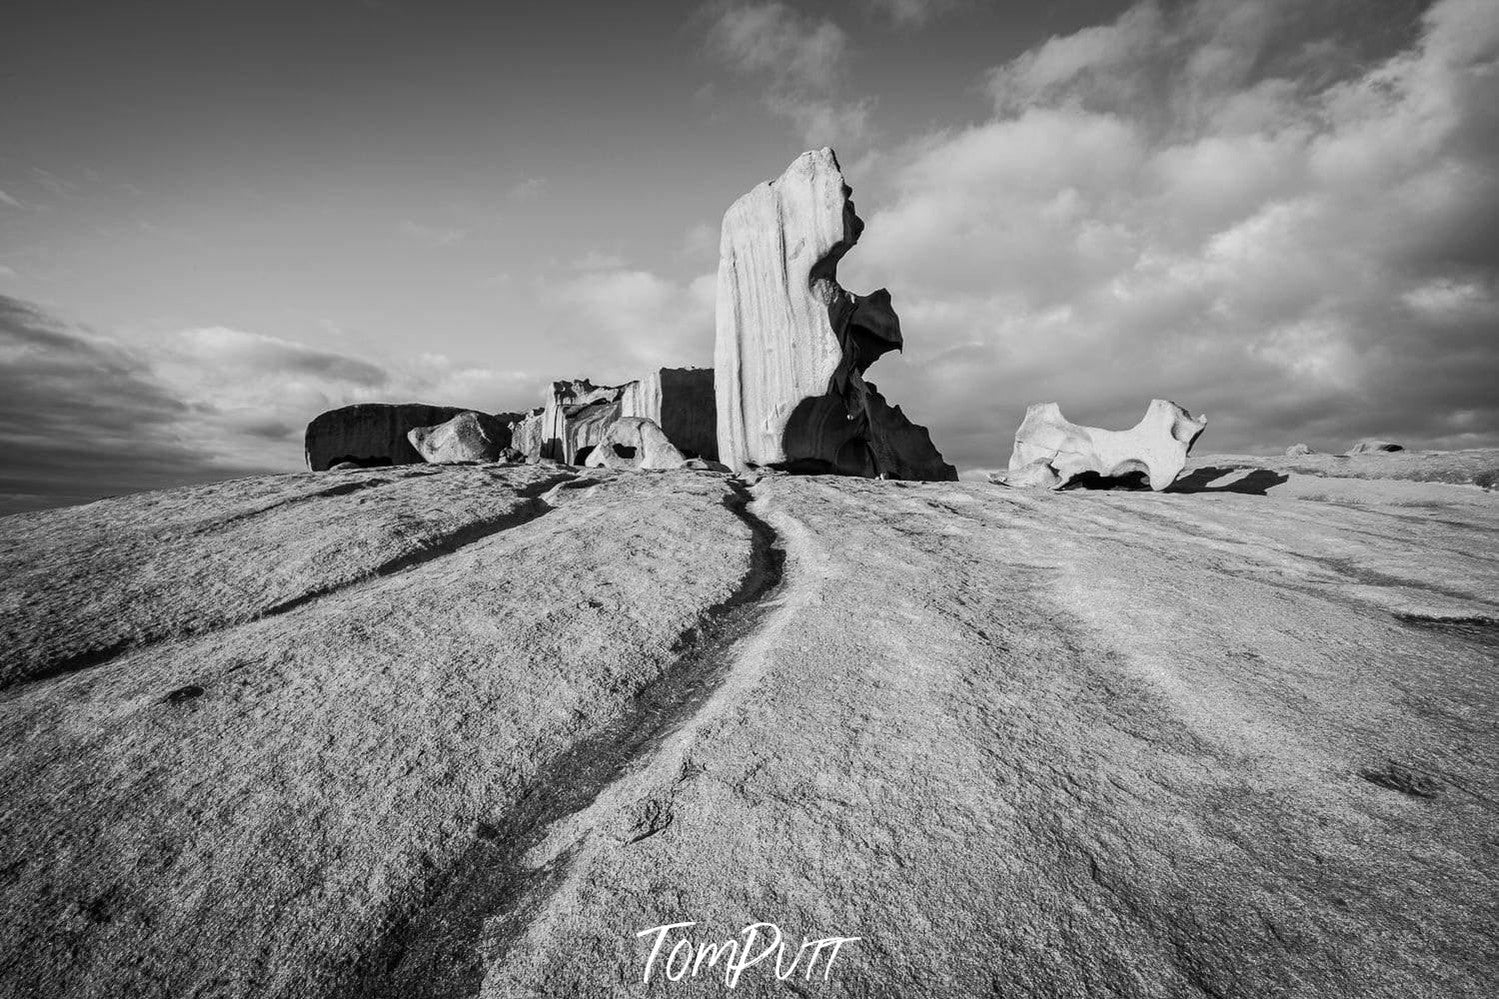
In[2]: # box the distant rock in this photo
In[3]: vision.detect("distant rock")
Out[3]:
[1286,443,1314,456]
[305,404,469,470]
[1008,399,1208,491]
[714,148,956,481]
[537,379,626,464]
[1345,439,1404,454]
[516,369,718,466]
[583,418,688,471]
[328,461,368,471]
[407,411,514,464]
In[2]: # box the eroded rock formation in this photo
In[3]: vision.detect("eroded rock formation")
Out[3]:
[714,148,955,480]
[583,417,687,471]
[537,379,626,464]
[407,411,515,464]
[1286,443,1314,456]
[1004,399,1207,491]
[305,403,468,471]
[515,369,718,466]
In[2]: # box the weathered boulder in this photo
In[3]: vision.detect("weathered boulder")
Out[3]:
[1008,399,1208,491]
[620,367,717,460]
[1285,443,1314,456]
[1345,439,1404,454]
[714,148,956,481]
[407,411,514,464]
[305,403,468,471]
[583,418,688,471]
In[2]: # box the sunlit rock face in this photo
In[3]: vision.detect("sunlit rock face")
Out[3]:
[583,417,688,471]
[305,403,469,470]
[714,148,956,481]
[1006,399,1208,491]
[517,369,718,466]
[538,379,625,465]
[407,411,517,464]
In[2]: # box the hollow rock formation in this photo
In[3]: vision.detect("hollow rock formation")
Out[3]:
[305,403,469,471]
[714,148,955,481]
[515,368,718,466]
[583,418,687,471]
[1006,399,1208,491]
[539,379,624,464]
[407,411,516,464]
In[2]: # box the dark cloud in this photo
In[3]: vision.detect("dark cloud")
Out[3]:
[0,295,277,514]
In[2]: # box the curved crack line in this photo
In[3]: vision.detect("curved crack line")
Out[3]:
[334,479,788,999]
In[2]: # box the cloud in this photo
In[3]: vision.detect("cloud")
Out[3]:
[0,188,24,210]
[866,0,959,28]
[397,220,468,246]
[844,0,1499,466]
[537,266,716,384]
[507,177,547,202]
[0,296,538,514]
[0,296,272,514]
[705,2,872,146]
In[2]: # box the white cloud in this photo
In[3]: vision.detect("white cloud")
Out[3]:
[705,2,873,146]
[0,188,24,210]
[844,0,1499,461]
[537,266,717,383]
[866,0,959,28]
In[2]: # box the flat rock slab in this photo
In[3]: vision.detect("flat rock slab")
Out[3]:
[0,468,1495,997]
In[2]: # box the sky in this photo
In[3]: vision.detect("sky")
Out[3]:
[1,0,1495,511]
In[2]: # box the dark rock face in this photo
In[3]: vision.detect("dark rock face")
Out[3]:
[408,411,516,464]
[621,368,718,461]
[304,404,469,471]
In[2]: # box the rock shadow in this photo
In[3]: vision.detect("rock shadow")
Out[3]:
[1169,466,1290,495]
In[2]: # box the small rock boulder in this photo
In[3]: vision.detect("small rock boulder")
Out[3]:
[989,461,1063,490]
[1007,399,1207,491]
[407,411,514,464]
[1345,439,1404,455]
[1285,443,1314,456]
[583,418,688,471]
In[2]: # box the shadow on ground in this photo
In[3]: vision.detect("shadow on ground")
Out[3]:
[1170,467,1290,495]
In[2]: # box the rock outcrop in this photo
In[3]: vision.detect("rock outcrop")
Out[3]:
[516,369,719,466]
[1345,439,1404,454]
[583,417,688,471]
[407,411,516,464]
[620,367,717,460]
[305,403,468,471]
[714,148,955,481]
[1006,399,1208,491]
[538,379,627,464]
[1286,443,1314,456]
